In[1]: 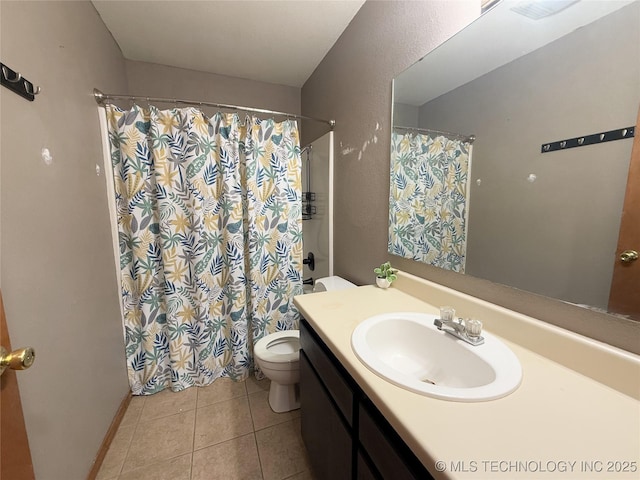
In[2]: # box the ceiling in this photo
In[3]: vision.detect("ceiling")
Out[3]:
[91,0,366,88]
[394,0,636,106]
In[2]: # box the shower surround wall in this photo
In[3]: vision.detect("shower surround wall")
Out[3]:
[301,0,638,353]
[302,132,334,282]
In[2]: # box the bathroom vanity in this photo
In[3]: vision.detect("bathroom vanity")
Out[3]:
[300,318,432,479]
[294,272,640,480]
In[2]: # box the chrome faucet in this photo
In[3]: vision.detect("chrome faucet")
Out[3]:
[434,317,484,346]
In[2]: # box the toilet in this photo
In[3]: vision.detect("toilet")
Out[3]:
[253,275,356,412]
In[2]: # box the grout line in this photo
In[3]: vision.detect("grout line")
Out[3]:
[116,397,143,478]
[195,384,202,410]
[245,377,266,479]
[190,393,198,480]
[244,375,250,396]
[247,389,259,432]
[187,451,193,480]
[252,431,266,480]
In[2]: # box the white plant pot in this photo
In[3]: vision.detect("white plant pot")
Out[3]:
[376,277,391,289]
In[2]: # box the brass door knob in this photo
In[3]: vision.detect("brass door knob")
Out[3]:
[620,250,639,263]
[0,346,35,376]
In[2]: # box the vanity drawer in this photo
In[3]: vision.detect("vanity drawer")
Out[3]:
[359,399,434,480]
[300,318,355,425]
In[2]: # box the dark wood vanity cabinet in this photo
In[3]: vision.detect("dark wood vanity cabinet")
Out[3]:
[300,353,352,479]
[299,319,434,480]
[358,399,433,480]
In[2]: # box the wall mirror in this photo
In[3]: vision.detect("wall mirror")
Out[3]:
[390,0,639,318]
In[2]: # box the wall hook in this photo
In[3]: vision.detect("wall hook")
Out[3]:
[1,62,39,101]
[24,82,41,95]
[541,126,634,153]
[2,65,22,83]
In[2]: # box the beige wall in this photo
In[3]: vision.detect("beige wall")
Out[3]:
[301,0,479,274]
[0,1,129,478]
[125,59,300,116]
[302,0,640,354]
[302,0,479,278]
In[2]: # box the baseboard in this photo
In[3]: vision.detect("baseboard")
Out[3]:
[86,391,132,480]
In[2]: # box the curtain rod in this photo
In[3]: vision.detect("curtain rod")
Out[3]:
[93,89,335,129]
[394,125,475,144]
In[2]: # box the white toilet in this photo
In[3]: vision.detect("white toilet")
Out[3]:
[253,276,356,412]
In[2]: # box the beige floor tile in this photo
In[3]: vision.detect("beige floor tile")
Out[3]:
[138,386,197,422]
[245,375,270,394]
[192,433,262,480]
[284,470,316,480]
[118,453,191,480]
[121,409,195,472]
[119,396,145,428]
[249,390,299,431]
[197,377,247,408]
[256,418,312,480]
[95,424,136,480]
[194,396,254,450]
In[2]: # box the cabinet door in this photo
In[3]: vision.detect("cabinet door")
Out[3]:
[300,319,354,424]
[359,400,434,480]
[357,451,380,480]
[300,352,352,479]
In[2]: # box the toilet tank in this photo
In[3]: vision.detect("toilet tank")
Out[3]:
[313,276,357,293]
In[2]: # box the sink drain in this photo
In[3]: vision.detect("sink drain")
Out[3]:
[420,377,436,385]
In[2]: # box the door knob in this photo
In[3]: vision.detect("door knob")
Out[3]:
[620,250,639,263]
[0,346,35,376]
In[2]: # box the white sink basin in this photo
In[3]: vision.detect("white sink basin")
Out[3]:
[351,312,522,401]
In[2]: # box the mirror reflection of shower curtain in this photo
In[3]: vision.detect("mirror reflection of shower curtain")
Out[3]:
[102,104,303,395]
[388,131,472,273]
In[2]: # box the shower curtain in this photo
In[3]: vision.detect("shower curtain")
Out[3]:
[104,105,303,395]
[388,131,471,273]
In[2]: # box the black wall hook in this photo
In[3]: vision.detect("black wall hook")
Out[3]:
[1,62,40,102]
[541,126,634,153]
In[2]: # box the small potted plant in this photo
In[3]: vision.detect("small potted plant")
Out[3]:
[374,261,398,289]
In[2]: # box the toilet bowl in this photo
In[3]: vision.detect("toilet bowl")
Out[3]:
[254,330,301,412]
[254,276,356,412]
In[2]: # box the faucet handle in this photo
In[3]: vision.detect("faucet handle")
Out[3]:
[440,306,455,322]
[464,318,483,338]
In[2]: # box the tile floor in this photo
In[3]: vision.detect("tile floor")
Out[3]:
[96,377,315,480]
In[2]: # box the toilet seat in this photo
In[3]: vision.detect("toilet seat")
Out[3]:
[254,330,300,364]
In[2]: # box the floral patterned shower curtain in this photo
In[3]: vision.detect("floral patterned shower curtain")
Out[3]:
[388,131,471,273]
[105,105,302,395]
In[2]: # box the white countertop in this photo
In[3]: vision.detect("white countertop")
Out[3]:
[294,278,640,480]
